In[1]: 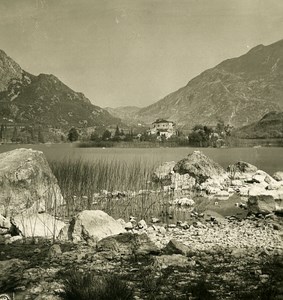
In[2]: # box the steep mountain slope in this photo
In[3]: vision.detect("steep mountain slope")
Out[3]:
[0,50,121,128]
[136,39,283,129]
[235,111,283,138]
[0,49,22,92]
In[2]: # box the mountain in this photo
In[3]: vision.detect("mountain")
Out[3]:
[0,50,121,128]
[104,106,143,126]
[136,39,283,129]
[235,111,283,138]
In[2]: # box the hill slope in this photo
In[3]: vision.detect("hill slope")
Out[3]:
[0,50,121,128]
[235,111,283,138]
[104,106,142,124]
[136,40,283,129]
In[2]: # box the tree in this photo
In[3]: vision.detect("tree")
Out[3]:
[114,125,120,137]
[38,129,45,143]
[90,131,101,142]
[102,130,112,141]
[67,127,79,142]
[11,126,19,143]
[0,124,4,140]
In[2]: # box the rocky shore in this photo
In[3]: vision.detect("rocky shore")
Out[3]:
[0,148,283,300]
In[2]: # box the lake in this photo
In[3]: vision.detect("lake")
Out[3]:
[0,143,282,175]
[1,143,282,222]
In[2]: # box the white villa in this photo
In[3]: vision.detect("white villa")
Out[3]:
[149,119,176,139]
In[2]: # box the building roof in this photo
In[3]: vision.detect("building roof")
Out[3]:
[152,118,174,124]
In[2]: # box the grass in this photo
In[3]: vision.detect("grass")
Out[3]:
[49,158,155,195]
[62,271,134,300]
[49,158,171,219]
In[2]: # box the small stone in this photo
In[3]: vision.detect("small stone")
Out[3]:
[48,244,62,259]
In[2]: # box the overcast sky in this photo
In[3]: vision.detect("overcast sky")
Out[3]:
[1,0,283,108]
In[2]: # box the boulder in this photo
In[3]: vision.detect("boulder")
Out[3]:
[173,151,228,184]
[0,214,11,229]
[152,161,175,185]
[171,197,195,206]
[273,171,283,182]
[171,173,196,190]
[227,161,258,180]
[153,254,193,268]
[69,210,126,243]
[12,212,66,238]
[248,187,283,214]
[48,244,62,259]
[164,239,190,255]
[96,232,160,256]
[0,148,64,216]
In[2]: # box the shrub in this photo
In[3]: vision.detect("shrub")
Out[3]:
[183,277,216,300]
[63,271,134,300]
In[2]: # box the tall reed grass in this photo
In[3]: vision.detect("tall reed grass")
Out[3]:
[49,158,170,220]
[49,158,156,196]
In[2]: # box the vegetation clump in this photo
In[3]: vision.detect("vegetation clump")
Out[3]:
[62,271,134,300]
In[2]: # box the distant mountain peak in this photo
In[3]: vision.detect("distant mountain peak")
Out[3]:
[0,49,23,92]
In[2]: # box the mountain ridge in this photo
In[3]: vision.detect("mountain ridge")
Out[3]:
[134,39,283,129]
[0,49,121,129]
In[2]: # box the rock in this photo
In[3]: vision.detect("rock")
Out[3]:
[151,217,160,223]
[153,254,192,268]
[273,171,283,182]
[227,161,258,180]
[171,173,196,190]
[9,235,23,243]
[231,179,243,186]
[69,210,126,243]
[248,194,283,214]
[173,151,228,184]
[12,213,66,238]
[0,148,64,216]
[164,239,190,255]
[96,232,160,256]
[0,214,11,229]
[124,222,134,230]
[152,161,176,185]
[171,197,195,206]
[57,225,70,241]
[138,219,147,229]
[48,244,62,259]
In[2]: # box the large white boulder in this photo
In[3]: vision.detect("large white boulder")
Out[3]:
[273,171,283,182]
[69,210,126,243]
[173,151,228,184]
[12,212,65,238]
[248,186,283,214]
[0,148,64,216]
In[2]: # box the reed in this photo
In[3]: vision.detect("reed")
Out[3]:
[49,158,165,219]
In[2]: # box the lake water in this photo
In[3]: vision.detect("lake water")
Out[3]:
[0,143,282,175]
[1,144,282,222]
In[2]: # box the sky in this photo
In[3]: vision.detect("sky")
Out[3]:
[0,0,283,108]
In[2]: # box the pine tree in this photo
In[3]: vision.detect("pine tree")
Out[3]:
[114,125,120,137]
[11,126,18,143]
[0,124,4,140]
[67,127,79,142]
[38,129,45,143]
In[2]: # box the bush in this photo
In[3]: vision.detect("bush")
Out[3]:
[63,271,134,300]
[183,277,216,300]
